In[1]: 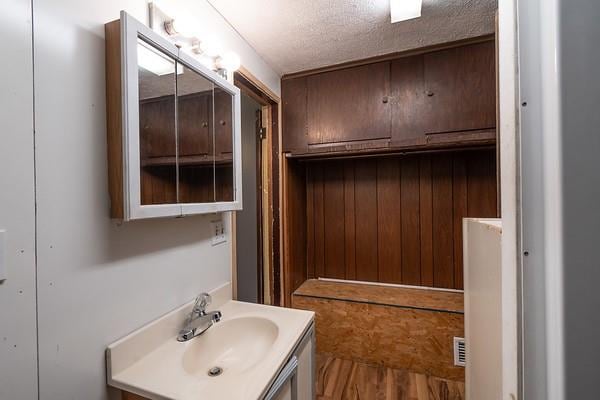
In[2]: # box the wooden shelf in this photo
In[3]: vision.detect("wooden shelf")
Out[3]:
[294,279,464,314]
[141,154,233,167]
[285,128,496,160]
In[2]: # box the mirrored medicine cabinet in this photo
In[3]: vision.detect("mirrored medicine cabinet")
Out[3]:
[105,11,242,220]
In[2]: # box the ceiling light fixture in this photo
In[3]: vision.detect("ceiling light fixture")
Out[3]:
[390,0,422,23]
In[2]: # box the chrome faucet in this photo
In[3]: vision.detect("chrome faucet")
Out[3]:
[177,293,222,342]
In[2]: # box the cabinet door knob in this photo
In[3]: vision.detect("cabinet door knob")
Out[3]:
[202,122,208,128]
[426,91,435,97]
[220,120,226,126]
[382,96,389,104]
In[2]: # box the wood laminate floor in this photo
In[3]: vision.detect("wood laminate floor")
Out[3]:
[316,354,465,400]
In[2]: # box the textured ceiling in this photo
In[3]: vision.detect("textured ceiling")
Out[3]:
[207,0,497,75]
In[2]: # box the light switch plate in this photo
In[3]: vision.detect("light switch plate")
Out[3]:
[210,220,226,246]
[0,230,6,282]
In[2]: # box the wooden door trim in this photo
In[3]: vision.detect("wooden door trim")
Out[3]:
[233,68,282,306]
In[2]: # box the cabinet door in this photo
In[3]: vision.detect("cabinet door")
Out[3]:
[391,55,426,143]
[214,87,233,156]
[177,93,211,157]
[423,41,496,134]
[214,87,234,202]
[177,64,216,204]
[137,39,178,206]
[282,77,308,152]
[307,62,391,144]
[139,97,176,158]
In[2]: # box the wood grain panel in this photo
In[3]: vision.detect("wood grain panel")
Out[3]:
[306,167,315,279]
[354,160,379,282]
[214,88,233,155]
[323,164,346,279]
[105,20,124,219]
[419,155,434,287]
[303,150,496,290]
[295,279,464,313]
[343,161,356,280]
[452,157,468,290]
[376,158,401,283]
[307,62,391,144]
[292,281,465,381]
[282,77,308,152]
[313,165,325,278]
[316,354,465,400]
[177,93,211,157]
[423,41,496,135]
[391,55,425,143]
[431,154,455,288]
[400,157,421,285]
[282,158,308,306]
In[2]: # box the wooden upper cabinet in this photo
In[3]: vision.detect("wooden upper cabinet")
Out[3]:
[214,87,234,156]
[422,41,496,135]
[306,62,391,145]
[177,93,211,157]
[140,97,176,158]
[281,39,496,157]
[391,55,426,142]
[282,77,308,152]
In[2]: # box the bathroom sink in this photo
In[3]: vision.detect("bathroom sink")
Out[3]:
[181,316,279,378]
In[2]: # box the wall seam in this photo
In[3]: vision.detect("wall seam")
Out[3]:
[29,0,40,398]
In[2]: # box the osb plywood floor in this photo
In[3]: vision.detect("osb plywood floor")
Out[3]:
[316,354,465,400]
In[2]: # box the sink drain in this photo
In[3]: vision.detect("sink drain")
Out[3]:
[207,366,223,377]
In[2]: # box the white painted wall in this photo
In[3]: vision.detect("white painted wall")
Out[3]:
[29,1,280,399]
[497,0,520,398]
[0,1,37,399]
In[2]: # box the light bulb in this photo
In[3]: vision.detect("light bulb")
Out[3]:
[165,16,197,37]
[216,51,241,72]
[199,36,223,58]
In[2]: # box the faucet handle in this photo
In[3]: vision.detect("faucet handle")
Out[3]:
[192,293,211,314]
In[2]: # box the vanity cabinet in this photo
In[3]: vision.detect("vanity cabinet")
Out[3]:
[105,12,241,220]
[281,38,496,157]
[264,325,315,400]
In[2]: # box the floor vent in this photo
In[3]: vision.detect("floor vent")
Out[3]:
[454,337,466,367]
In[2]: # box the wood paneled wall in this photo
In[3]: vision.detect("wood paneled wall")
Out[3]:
[304,149,497,290]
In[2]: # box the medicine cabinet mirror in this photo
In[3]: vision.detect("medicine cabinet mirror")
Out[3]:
[105,11,242,220]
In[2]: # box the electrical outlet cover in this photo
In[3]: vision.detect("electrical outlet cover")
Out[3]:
[210,221,226,246]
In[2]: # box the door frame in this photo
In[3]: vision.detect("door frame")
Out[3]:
[232,67,282,305]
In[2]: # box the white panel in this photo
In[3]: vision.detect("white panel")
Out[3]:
[497,0,520,397]
[464,218,503,400]
[0,230,6,282]
[0,1,38,399]
[31,1,277,399]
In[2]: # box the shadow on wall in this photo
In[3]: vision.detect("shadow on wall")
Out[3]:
[41,24,221,268]
[101,216,217,263]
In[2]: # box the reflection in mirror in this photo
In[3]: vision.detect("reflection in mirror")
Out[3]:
[214,87,234,202]
[177,65,215,203]
[137,38,178,205]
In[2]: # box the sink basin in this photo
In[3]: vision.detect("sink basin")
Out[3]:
[181,316,279,378]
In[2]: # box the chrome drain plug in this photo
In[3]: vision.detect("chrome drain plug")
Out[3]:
[207,366,223,377]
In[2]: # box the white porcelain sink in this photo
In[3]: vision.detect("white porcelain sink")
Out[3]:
[182,316,279,378]
[107,294,314,400]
